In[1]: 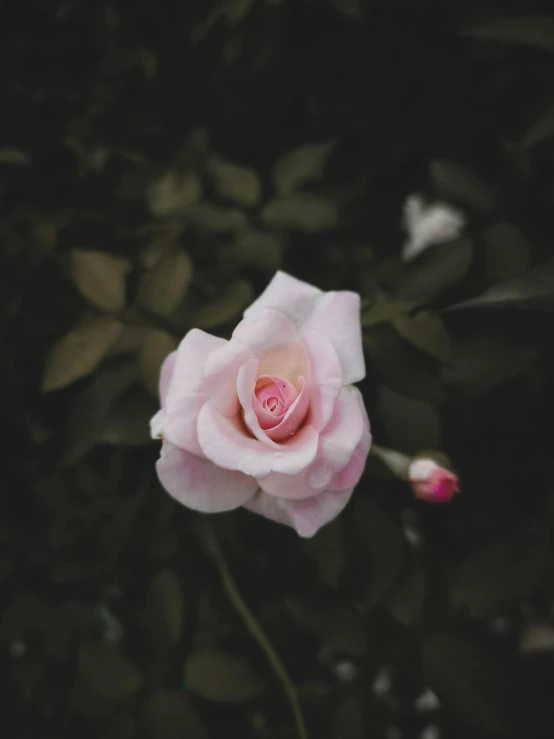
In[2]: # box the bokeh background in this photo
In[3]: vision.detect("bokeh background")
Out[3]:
[2,1,554,738]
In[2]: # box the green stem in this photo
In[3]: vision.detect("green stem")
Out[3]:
[202,519,308,739]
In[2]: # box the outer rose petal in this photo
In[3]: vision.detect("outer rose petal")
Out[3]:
[232,308,299,362]
[164,329,227,455]
[243,271,322,327]
[160,351,177,406]
[258,387,366,500]
[303,291,365,385]
[197,401,318,478]
[302,331,342,432]
[244,488,354,538]
[156,441,257,513]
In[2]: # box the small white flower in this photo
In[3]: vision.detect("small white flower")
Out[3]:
[373,667,392,697]
[333,660,359,683]
[415,688,440,713]
[519,623,554,655]
[420,725,441,739]
[402,195,465,261]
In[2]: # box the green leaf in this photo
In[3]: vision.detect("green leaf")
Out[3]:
[233,228,284,273]
[146,569,185,646]
[361,300,415,328]
[445,258,554,312]
[393,239,474,304]
[451,520,549,618]
[193,279,254,330]
[331,698,365,739]
[327,0,363,21]
[184,649,264,702]
[386,559,426,626]
[0,147,30,165]
[209,157,261,207]
[421,633,518,736]
[147,170,202,217]
[483,222,530,282]
[0,592,44,640]
[139,329,178,398]
[144,690,209,739]
[272,140,335,195]
[463,16,554,52]
[42,316,124,393]
[101,386,158,446]
[261,193,339,233]
[301,518,345,589]
[138,249,193,316]
[224,0,255,26]
[392,311,451,361]
[77,643,142,700]
[186,203,249,233]
[377,384,442,454]
[69,250,130,313]
[521,104,554,149]
[346,497,405,609]
[429,160,495,211]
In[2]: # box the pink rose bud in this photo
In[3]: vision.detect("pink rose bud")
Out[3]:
[408,458,459,503]
[150,271,371,538]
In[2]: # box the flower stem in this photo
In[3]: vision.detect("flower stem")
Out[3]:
[202,518,308,739]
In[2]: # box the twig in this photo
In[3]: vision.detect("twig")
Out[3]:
[202,518,308,739]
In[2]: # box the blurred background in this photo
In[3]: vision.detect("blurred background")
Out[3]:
[2,1,554,737]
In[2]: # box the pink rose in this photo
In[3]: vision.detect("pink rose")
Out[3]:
[150,271,371,537]
[408,458,459,503]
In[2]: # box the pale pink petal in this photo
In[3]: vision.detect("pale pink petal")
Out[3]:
[285,488,354,538]
[150,409,165,440]
[232,308,299,360]
[159,351,177,406]
[265,377,310,442]
[302,331,343,431]
[197,401,318,478]
[237,358,280,448]
[244,487,353,538]
[259,387,366,500]
[243,271,322,327]
[164,330,227,455]
[156,441,257,513]
[302,292,365,385]
[203,340,253,416]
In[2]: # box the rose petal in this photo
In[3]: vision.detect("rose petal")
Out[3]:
[150,409,165,440]
[237,358,280,448]
[197,401,318,478]
[303,292,365,385]
[203,340,253,417]
[330,425,371,491]
[244,487,353,538]
[156,441,258,513]
[164,329,227,455]
[243,271,322,327]
[232,308,299,362]
[259,387,366,500]
[302,331,343,431]
[265,377,309,442]
[160,351,177,406]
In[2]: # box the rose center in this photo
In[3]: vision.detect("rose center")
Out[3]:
[264,396,283,415]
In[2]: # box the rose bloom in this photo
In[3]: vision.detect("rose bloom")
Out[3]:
[150,271,371,537]
[408,458,459,503]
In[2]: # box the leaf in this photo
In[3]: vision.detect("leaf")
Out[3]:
[147,170,202,217]
[331,698,366,739]
[138,249,193,316]
[144,690,209,739]
[377,384,442,454]
[77,643,142,700]
[451,520,549,618]
[273,140,335,195]
[61,357,137,466]
[429,160,495,211]
[445,258,554,312]
[224,0,255,26]
[392,239,474,304]
[386,559,427,626]
[233,228,284,273]
[463,16,554,52]
[139,329,178,397]
[0,147,31,165]
[193,279,253,330]
[361,300,415,328]
[186,203,249,233]
[392,311,451,361]
[327,0,363,21]
[69,250,130,312]
[101,386,158,446]
[209,157,261,207]
[301,518,345,589]
[346,497,405,609]
[483,222,530,282]
[421,633,518,736]
[521,104,554,149]
[261,193,339,233]
[42,316,123,393]
[184,649,264,702]
[146,569,185,646]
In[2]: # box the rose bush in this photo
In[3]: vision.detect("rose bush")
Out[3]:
[150,271,371,537]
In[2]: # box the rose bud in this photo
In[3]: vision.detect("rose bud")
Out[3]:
[150,271,371,538]
[408,457,459,503]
